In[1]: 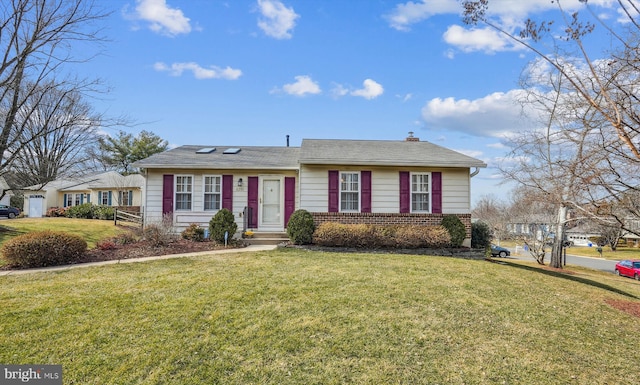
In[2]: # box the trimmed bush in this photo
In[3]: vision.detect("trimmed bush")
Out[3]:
[182,223,205,242]
[441,215,466,247]
[286,210,315,245]
[1,231,87,268]
[312,223,451,249]
[66,203,95,219]
[471,221,492,249]
[209,209,238,244]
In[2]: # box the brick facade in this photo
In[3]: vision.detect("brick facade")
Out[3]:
[311,212,471,238]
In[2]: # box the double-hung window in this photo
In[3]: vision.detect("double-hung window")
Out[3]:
[99,191,110,205]
[203,175,221,211]
[175,176,193,210]
[411,173,430,212]
[66,194,73,207]
[119,191,131,206]
[340,172,359,212]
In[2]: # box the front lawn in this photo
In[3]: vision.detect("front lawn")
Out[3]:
[0,217,130,249]
[1,249,639,384]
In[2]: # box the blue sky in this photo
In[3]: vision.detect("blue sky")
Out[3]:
[81,0,632,204]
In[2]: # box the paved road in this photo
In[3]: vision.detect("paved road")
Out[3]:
[506,248,618,273]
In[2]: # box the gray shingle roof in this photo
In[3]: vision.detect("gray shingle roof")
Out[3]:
[132,145,301,169]
[132,139,487,169]
[299,139,487,168]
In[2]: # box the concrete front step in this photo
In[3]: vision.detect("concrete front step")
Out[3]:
[243,232,289,245]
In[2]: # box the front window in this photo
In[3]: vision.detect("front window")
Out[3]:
[119,191,131,206]
[340,172,359,212]
[175,176,193,210]
[99,191,109,205]
[66,194,73,207]
[75,193,82,206]
[411,173,430,212]
[204,175,221,211]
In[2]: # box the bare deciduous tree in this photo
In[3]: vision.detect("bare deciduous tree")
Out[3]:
[0,0,109,181]
[9,83,102,188]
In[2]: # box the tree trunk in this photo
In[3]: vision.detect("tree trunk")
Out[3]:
[549,205,568,268]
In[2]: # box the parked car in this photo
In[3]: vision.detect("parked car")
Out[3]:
[614,259,640,280]
[490,244,510,258]
[0,204,20,219]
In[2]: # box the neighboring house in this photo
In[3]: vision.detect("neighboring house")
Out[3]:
[133,135,487,246]
[22,171,144,217]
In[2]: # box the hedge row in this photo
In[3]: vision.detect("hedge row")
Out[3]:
[312,222,452,249]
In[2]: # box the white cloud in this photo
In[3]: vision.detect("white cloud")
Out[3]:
[134,0,191,36]
[385,0,460,31]
[443,25,524,53]
[330,83,349,98]
[421,89,540,138]
[385,0,598,32]
[351,79,384,100]
[257,0,299,39]
[273,75,321,96]
[154,62,242,80]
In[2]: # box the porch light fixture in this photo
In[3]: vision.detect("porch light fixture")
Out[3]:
[237,178,243,187]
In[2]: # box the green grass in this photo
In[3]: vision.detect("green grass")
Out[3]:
[1,249,640,384]
[0,217,129,249]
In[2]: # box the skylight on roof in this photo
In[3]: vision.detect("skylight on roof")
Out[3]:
[196,147,216,154]
[223,148,241,154]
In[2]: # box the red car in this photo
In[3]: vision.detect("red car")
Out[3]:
[614,259,640,280]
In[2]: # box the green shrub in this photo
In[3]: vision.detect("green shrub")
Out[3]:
[1,231,87,268]
[66,203,95,219]
[93,205,115,220]
[441,215,467,247]
[471,221,492,249]
[286,210,315,245]
[182,223,205,242]
[209,209,238,244]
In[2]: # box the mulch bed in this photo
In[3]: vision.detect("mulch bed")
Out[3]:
[605,298,640,318]
[77,239,243,264]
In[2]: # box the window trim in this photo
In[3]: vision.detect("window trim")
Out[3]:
[203,175,222,211]
[118,190,132,206]
[339,171,360,212]
[175,175,193,211]
[410,172,431,213]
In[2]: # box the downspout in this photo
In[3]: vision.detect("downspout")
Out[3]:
[470,167,480,178]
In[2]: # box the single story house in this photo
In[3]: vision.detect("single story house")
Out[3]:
[22,171,144,217]
[133,135,487,246]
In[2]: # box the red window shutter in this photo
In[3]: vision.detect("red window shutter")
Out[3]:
[328,170,339,212]
[222,175,233,210]
[361,171,371,213]
[432,172,442,214]
[162,175,174,215]
[247,176,258,228]
[399,171,410,213]
[284,177,296,226]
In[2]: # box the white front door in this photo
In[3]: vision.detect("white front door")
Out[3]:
[260,177,283,230]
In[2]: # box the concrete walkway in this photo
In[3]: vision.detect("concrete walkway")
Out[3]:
[0,244,278,276]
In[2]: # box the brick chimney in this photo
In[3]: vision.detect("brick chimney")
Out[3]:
[405,131,419,142]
